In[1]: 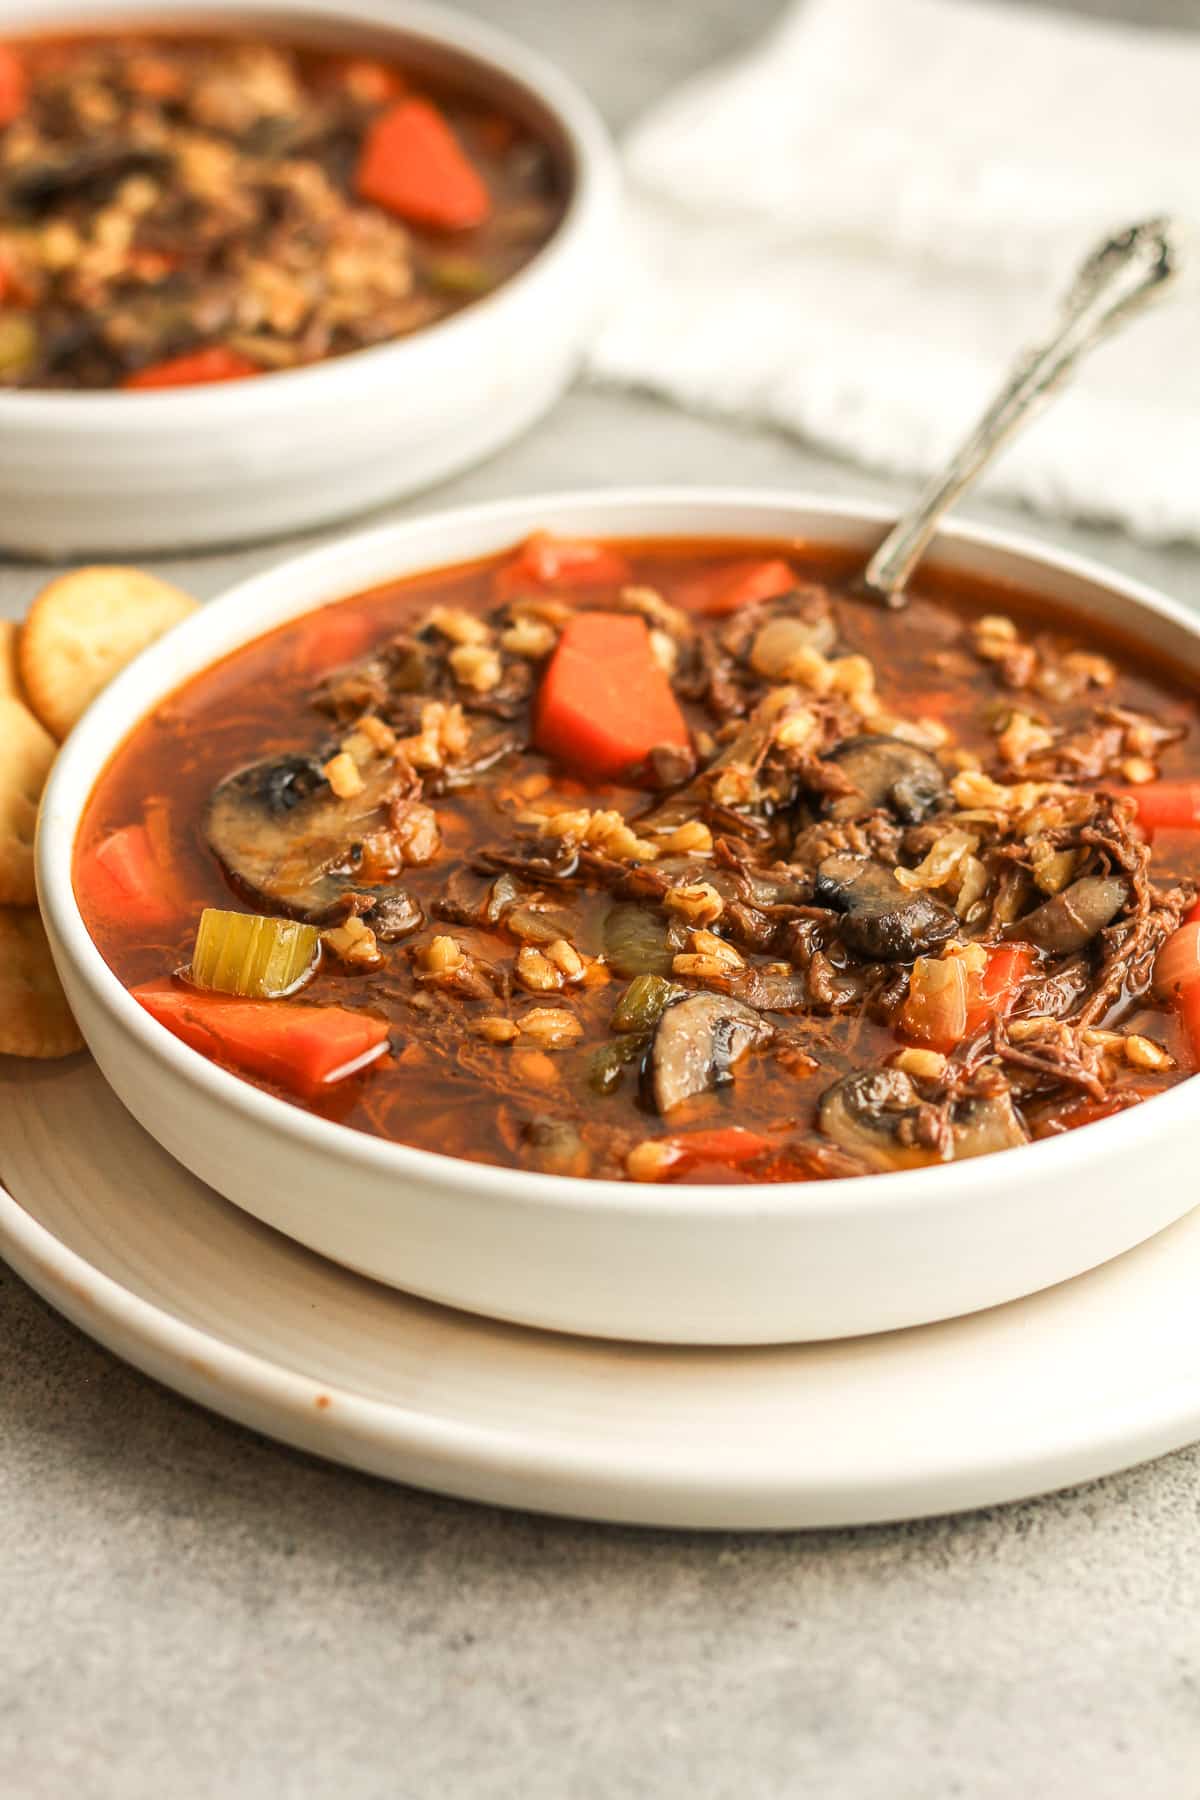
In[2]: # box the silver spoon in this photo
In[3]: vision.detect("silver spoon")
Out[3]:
[859,216,1187,609]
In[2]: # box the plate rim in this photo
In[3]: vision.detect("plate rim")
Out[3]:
[4,1094,1200,1531]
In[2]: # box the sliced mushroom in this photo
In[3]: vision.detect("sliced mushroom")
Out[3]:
[646,992,772,1115]
[522,1116,591,1178]
[951,1089,1029,1160]
[819,1068,1027,1170]
[825,736,947,823]
[207,748,416,924]
[707,964,809,1011]
[367,891,425,941]
[1008,875,1130,955]
[815,854,957,961]
[817,1069,943,1171]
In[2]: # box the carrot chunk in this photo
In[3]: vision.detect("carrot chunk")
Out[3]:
[962,943,1035,1036]
[0,46,27,127]
[1152,921,1200,1067]
[132,977,389,1099]
[1155,920,1200,1003]
[1122,781,1200,836]
[355,98,490,230]
[534,611,689,782]
[494,532,631,601]
[902,944,1035,1051]
[681,558,797,617]
[1180,985,1200,1067]
[123,347,262,390]
[654,1127,774,1181]
[291,606,375,675]
[78,825,174,926]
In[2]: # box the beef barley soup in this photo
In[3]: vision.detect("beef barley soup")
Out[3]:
[0,29,565,389]
[73,533,1200,1184]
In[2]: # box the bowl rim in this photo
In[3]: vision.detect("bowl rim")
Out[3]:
[0,0,616,425]
[37,485,1200,1221]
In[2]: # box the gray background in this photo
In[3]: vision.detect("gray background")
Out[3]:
[4,2,1200,1794]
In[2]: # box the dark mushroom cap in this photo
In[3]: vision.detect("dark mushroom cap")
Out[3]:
[815,853,958,961]
[206,748,417,925]
[819,1067,1028,1170]
[824,735,947,823]
[817,1068,940,1171]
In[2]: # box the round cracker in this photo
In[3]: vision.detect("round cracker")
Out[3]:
[0,696,56,906]
[0,619,22,702]
[19,566,198,740]
[0,906,83,1059]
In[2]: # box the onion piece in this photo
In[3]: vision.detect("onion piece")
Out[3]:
[899,954,969,1050]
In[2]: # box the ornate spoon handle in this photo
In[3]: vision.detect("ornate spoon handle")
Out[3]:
[859,216,1187,608]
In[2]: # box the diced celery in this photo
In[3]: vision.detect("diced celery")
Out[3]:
[588,1035,647,1095]
[426,255,494,296]
[190,908,320,999]
[603,903,677,977]
[0,312,36,379]
[610,974,682,1035]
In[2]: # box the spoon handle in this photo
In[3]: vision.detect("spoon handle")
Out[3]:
[859,216,1187,608]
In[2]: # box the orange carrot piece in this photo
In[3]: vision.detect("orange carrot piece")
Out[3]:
[657,1126,774,1179]
[1180,985,1200,1066]
[78,825,175,926]
[494,532,631,600]
[962,943,1035,1037]
[1151,922,1200,1067]
[292,607,376,675]
[1121,780,1200,836]
[534,611,689,782]
[132,977,389,1099]
[681,558,797,617]
[0,45,26,127]
[123,347,262,390]
[355,98,490,230]
[901,943,1035,1052]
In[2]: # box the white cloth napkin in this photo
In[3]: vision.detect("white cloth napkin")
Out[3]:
[589,0,1200,545]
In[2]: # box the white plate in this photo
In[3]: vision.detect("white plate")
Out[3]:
[3,1052,1199,1530]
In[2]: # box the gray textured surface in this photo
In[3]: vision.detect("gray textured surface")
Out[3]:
[4,1,1200,1794]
